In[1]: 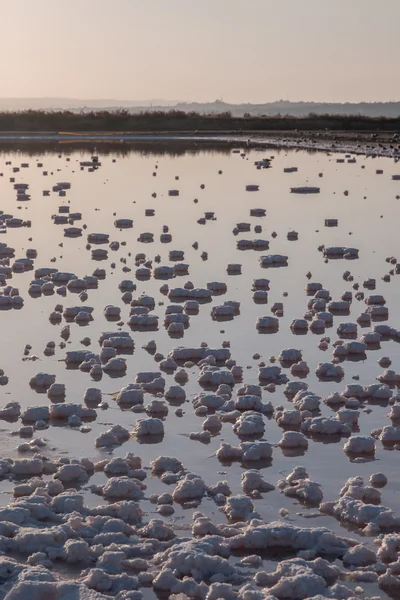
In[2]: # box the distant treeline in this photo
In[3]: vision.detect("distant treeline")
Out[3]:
[0,109,399,132]
[0,139,234,158]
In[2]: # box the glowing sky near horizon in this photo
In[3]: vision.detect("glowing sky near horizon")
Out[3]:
[0,0,398,103]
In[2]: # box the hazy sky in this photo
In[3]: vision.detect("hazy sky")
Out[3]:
[0,0,398,103]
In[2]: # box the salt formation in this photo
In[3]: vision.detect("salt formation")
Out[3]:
[2,133,400,599]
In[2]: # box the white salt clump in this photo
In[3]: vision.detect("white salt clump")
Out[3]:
[227,263,242,274]
[99,331,134,351]
[321,478,399,532]
[315,311,333,326]
[379,426,400,443]
[47,383,66,399]
[256,316,279,330]
[302,416,351,437]
[367,383,392,401]
[90,364,103,379]
[75,310,92,324]
[367,305,389,319]
[103,357,127,374]
[55,463,89,483]
[159,356,178,370]
[257,558,336,598]
[17,438,47,453]
[167,322,184,334]
[198,367,235,387]
[165,304,184,315]
[230,520,351,558]
[184,300,199,314]
[68,414,82,427]
[370,473,388,487]
[343,341,367,355]
[342,384,367,399]
[116,384,143,406]
[378,356,392,367]
[139,518,175,541]
[29,372,56,388]
[170,346,230,362]
[328,300,350,313]
[324,246,359,258]
[241,470,275,493]
[103,305,121,318]
[102,476,145,500]
[207,280,228,292]
[237,384,261,397]
[290,319,308,332]
[373,324,395,337]
[132,418,164,437]
[309,318,326,333]
[11,458,44,476]
[21,406,50,421]
[231,365,243,378]
[193,393,225,410]
[189,430,211,443]
[344,436,375,454]
[136,371,161,383]
[164,313,189,329]
[337,322,357,336]
[342,544,377,567]
[344,397,360,409]
[217,441,272,462]
[142,376,165,393]
[50,403,95,420]
[289,362,309,378]
[222,495,255,520]
[258,365,285,382]
[95,425,130,448]
[237,239,269,250]
[293,390,321,412]
[217,383,234,396]
[315,362,344,379]
[276,409,302,428]
[323,393,344,408]
[115,218,133,228]
[83,388,102,405]
[284,381,308,397]
[337,408,359,425]
[279,431,309,449]
[360,331,382,344]
[376,534,400,562]
[234,395,273,414]
[0,402,21,419]
[146,399,168,416]
[233,411,265,436]
[279,349,302,362]
[282,471,323,504]
[173,473,206,502]
[377,369,400,384]
[151,456,183,474]
[104,457,135,476]
[259,254,288,266]
[202,415,222,431]
[211,303,239,319]
[215,442,242,461]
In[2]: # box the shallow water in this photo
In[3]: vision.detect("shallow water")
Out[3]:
[1,142,400,597]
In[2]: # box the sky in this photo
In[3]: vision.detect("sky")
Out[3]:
[0,0,398,103]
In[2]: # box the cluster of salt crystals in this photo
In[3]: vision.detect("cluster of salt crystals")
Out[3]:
[3,148,400,598]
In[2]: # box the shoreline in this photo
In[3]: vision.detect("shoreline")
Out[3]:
[0,131,398,159]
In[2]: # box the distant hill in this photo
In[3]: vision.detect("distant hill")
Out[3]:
[0,98,176,111]
[0,98,399,117]
[170,100,400,118]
